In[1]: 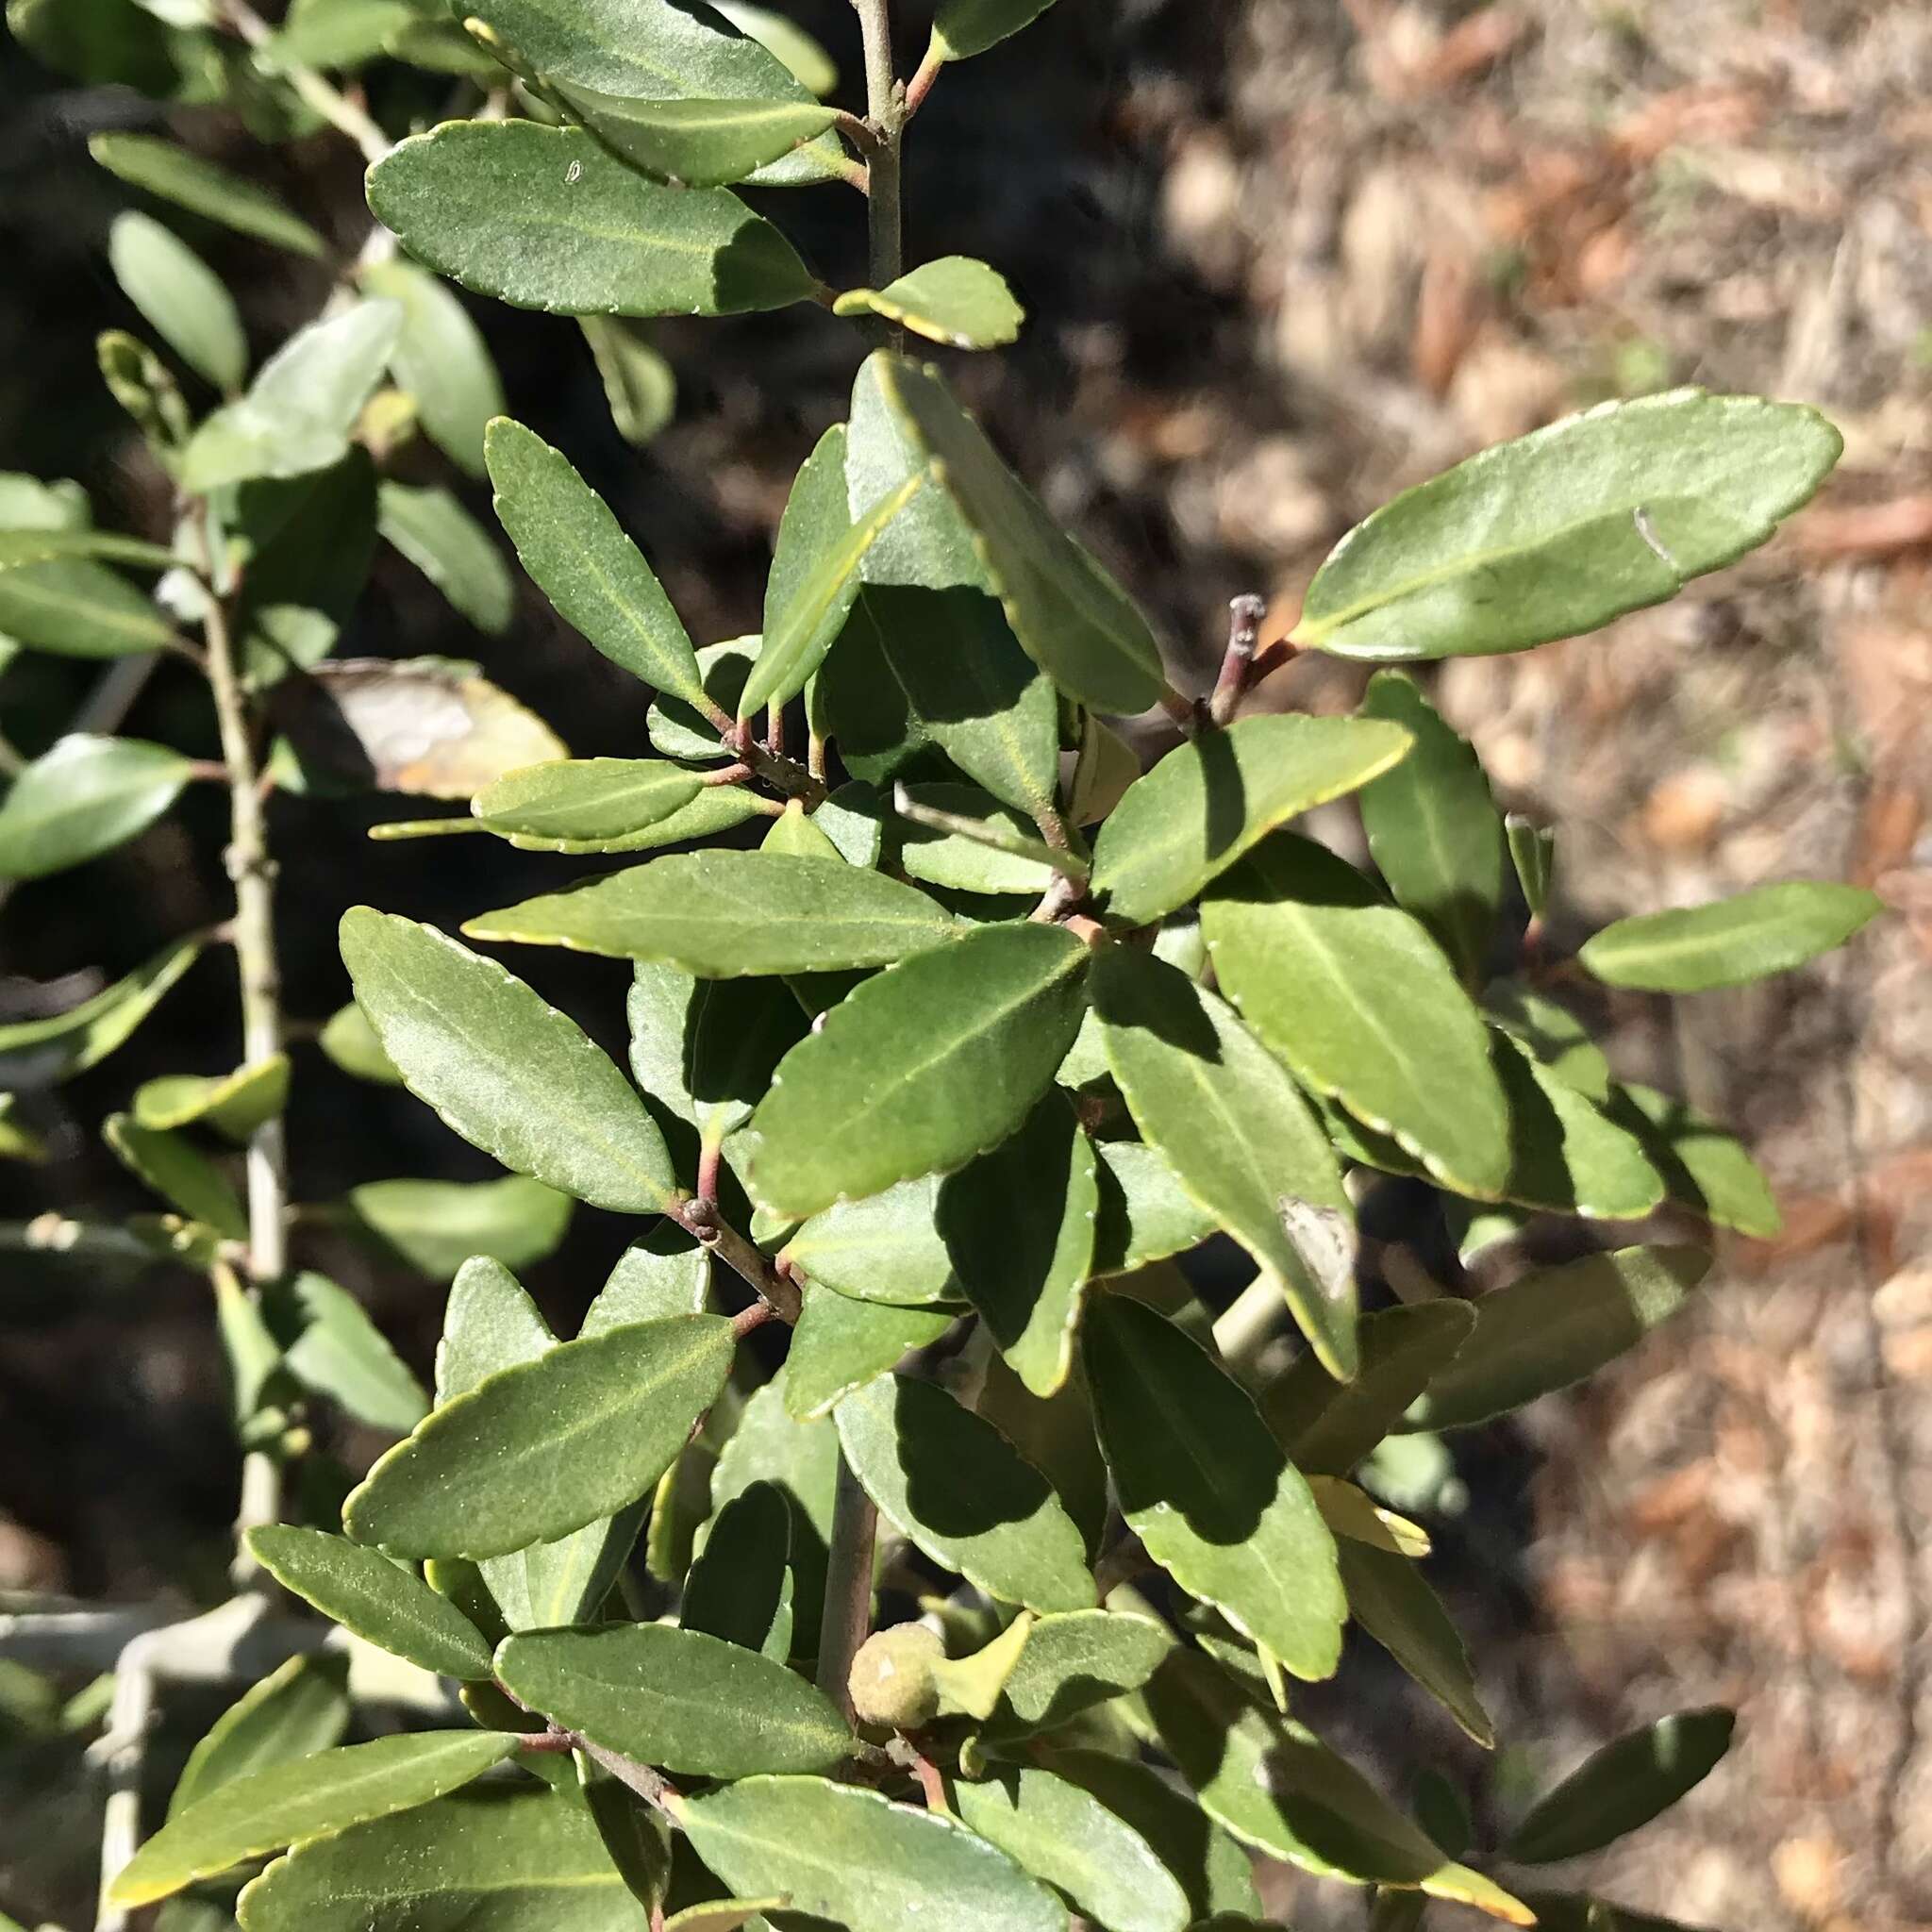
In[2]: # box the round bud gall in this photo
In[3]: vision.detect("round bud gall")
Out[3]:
[847,1624,944,1730]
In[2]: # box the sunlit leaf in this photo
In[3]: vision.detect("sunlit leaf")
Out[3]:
[1579,880,1881,991]
[832,257,1024,351]
[90,133,326,257]
[377,483,513,634]
[0,734,191,880]
[108,211,246,391]
[553,87,837,188]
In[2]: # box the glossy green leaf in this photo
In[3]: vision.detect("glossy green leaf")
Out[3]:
[1507,812,1555,920]
[783,1175,954,1306]
[1485,980,1610,1101]
[109,1731,515,1906]
[90,133,326,257]
[1505,1708,1736,1862]
[170,1653,350,1821]
[0,934,202,1083]
[1606,1082,1779,1237]
[588,1231,711,1330]
[366,124,816,319]
[318,1001,401,1085]
[0,733,190,880]
[134,1056,289,1140]
[555,86,836,188]
[833,257,1024,351]
[714,1,834,92]
[894,782,1060,893]
[346,1312,733,1558]
[474,759,702,845]
[1357,671,1503,982]
[1090,1140,1217,1276]
[940,1091,1097,1394]
[836,1374,1094,1612]
[340,909,675,1214]
[956,1768,1189,1932]
[1263,1301,1474,1475]
[931,0,1060,60]
[460,0,844,186]
[1093,713,1411,927]
[650,637,755,760]
[851,354,1163,711]
[746,921,1090,1219]
[245,1526,493,1680]
[104,1113,245,1236]
[236,1786,634,1932]
[341,1174,572,1282]
[359,259,504,476]
[985,1607,1172,1735]
[580,315,678,445]
[273,1270,430,1433]
[468,851,958,975]
[0,556,179,658]
[786,1287,953,1419]
[1404,1246,1711,1432]
[499,1624,851,1775]
[1086,1293,1344,1678]
[1091,944,1355,1375]
[1490,1032,1663,1219]
[1045,1749,1262,1923]
[1579,880,1881,991]
[1338,1541,1491,1743]
[8,0,220,94]
[742,426,923,717]
[1204,832,1511,1198]
[483,416,706,702]
[108,211,245,391]
[377,483,512,634]
[677,1775,1068,1932]
[1293,390,1842,660]
[492,786,768,855]
[181,302,402,492]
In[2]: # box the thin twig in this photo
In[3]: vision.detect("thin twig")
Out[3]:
[218,0,392,165]
[1208,592,1268,728]
[815,1455,878,1726]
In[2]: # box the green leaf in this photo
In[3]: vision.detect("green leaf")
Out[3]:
[236,1786,634,1932]
[1085,1293,1344,1679]
[498,1624,851,1775]
[341,1174,572,1283]
[459,0,844,186]
[786,1287,954,1419]
[134,1056,290,1141]
[273,1270,430,1433]
[1263,1301,1475,1475]
[1092,714,1412,927]
[1091,945,1355,1376]
[1507,813,1555,920]
[181,302,403,492]
[742,425,923,718]
[8,0,221,94]
[746,921,1090,1219]
[104,1113,245,1236]
[360,259,504,477]
[0,733,190,880]
[245,1526,494,1680]
[1485,980,1610,1101]
[1338,1541,1492,1743]
[233,452,379,685]
[714,1,835,92]
[467,851,959,974]
[1403,1246,1711,1432]
[473,758,702,845]
[1293,390,1842,660]
[171,1653,349,1820]
[1490,1032,1663,1219]
[1091,1140,1217,1277]
[955,1768,1190,1932]
[109,1731,515,1906]
[319,1002,401,1085]
[483,416,706,703]
[1505,1708,1736,1863]
[1605,1082,1780,1238]
[833,258,1024,351]
[345,1312,734,1559]
[836,1374,1094,1612]
[588,1230,711,1329]
[1203,832,1511,1198]
[0,934,202,1083]
[108,211,245,391]
[554,87,837,188]
[377,484,512,634]
[930,0,1060,61]
[650,638,755,760]
[1357,671,1504,983]
[677,1775,1069,1932]
[894,782,1060,894]
[0,1094,46,1164]
[487,786,768,855]
[1044,1748,1262,1923]
[366,124,817,320]
[580,315,677,445]
[90,133,326,258]
[340,909,675,1214]
[783,1175,956,1306]
[984,1608,1172,1736]
[940,1091,1097,1395]
[261,0,415,70]
[1579,880,1882,991]
[681,1477,791,1652]
[0,526,177,571]
[850,354,1163,711]
[0,557,179,658]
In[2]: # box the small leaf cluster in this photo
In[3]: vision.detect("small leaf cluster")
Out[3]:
[0,1,1884,1930]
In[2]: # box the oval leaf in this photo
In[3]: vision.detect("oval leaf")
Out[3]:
[1578,880,1881,992]
[832,257,1024,350]
[361,258,505,477]
[377,482,514,634]
[473,759,702,843]
[90,132,326,257]
[786,1288,955,1419]
[931,0,1060,61]
[985,1608,1172,1736]
[0,733,190,880]
[555,87,837,188]
[108,211,246,392]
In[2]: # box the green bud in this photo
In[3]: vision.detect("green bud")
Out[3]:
[847,1624,943,1731]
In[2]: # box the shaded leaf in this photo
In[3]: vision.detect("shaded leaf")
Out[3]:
[784,1175,956,1307]
[377,483,513,634]
[1338,1540,1492,1744]
[1485,980,1610,1102]
[104,1113,244,1236]
[586,1229,711,1330]
[714,1,835,92]
[340,1174,572,1283]
[273,1270,429,1433]
[1605,1082,1780,1238]
[650,637,755,760]
[974,1354,1109,1559]
[0,557,178,658]
[0,935,203,1086]
[930,0,1061,61]
[89,132,325,257]
[1579,881,1882,992]
[833,257,1024,350]
[108,211,245,391]
[318,1002,400,1085]
[1507,813,1555,921]
[362,258,504,477]
[1091,1139,1218,1277]
[0,733,190,880]
[580,314,677,445]
[134,1056,289,1141]
[681,1478,791,1652]
[894,781,1059,894]
[1293,391,1841,660]
[1490,1032,1663,1219]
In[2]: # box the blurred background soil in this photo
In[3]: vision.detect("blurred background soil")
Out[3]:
[3,1,1930,1926]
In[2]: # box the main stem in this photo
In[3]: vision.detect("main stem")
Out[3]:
[810,0,908,1720]
[197,515,290,1588]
